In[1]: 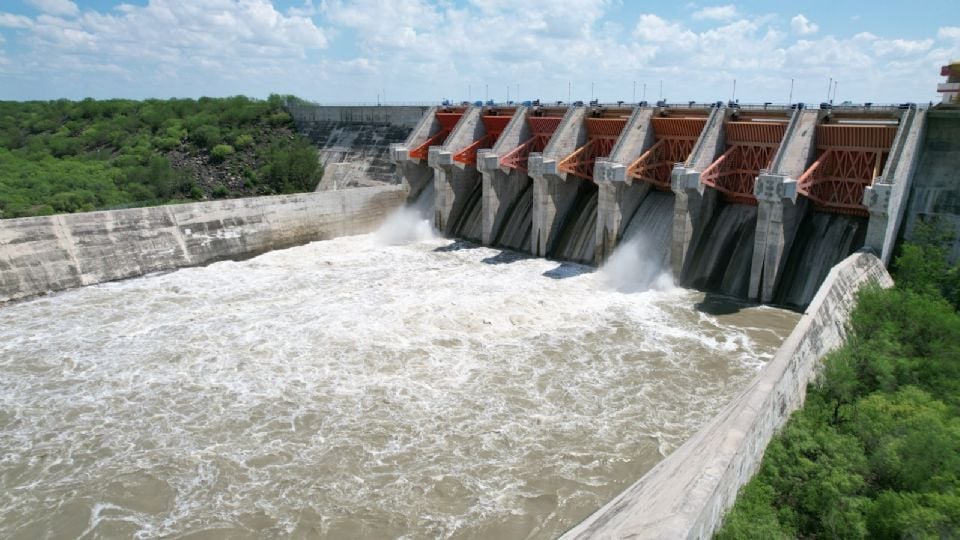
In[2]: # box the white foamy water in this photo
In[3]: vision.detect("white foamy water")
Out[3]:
[0,228,799,539]
[600,237,674,294]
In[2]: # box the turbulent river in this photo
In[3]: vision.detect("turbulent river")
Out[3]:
[0,213,798,539]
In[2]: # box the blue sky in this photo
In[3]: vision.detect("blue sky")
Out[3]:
[0,0,957,104]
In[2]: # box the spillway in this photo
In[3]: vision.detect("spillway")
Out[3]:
[493,180,533,251]
[0,220,798,539]
[774,212,866,308]
[683,203,758,298]
[550,182,599,265]
[450,180,484,242]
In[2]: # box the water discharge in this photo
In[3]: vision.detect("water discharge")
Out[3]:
[493,181,533,252]
[0,215,799,539]
[775,212,866,309]
[684,203,758,298]
[551,182,598,265]
[602,192,675,293]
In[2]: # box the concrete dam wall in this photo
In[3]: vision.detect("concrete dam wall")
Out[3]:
[289,105,430,190]
[901,108,960,262]
[392,103,944,309]
[0,186,405,303]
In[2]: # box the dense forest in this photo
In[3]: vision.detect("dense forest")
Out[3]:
[0,95,322,219]
[717,224,960,539]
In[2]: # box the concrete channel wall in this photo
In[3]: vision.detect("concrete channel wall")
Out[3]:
[0,186,406,304]
[561,251,892,540]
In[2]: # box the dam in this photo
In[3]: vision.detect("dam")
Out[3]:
[0,97,957,538]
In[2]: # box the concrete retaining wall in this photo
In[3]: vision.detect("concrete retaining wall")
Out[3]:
[561,250,892,540]
[0,186,405,303]
[288,106,431,190]
[287,105,430,128]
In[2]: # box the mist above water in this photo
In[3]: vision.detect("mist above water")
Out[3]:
[601,236,675,293]
[602,191,676,293]
[373,205,436,245]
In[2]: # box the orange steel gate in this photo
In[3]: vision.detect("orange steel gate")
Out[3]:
[498,116,564,172]
[627,117,707,190]
[796,124,898,216]
[557,117,628,182]
[452,114,513,166]
[408,112,463,161]
[700,121,787,204]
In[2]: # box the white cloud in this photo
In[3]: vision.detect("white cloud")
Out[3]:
[0,1,949,104]
[0,12,34,28]
[938,27,960,41]
[26,0,79,18]
[873,38,933,56]
[691,5,738,21]
[790,14,818,35]
[634,14,695,43]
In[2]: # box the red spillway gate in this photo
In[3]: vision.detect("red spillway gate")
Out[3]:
[408,111,464,161]
[700,120,787,204]
[557,117,628,182]
[498,116,564,172]
[627,117,707,190]
[797,124,898,216]
[452,114,513,166]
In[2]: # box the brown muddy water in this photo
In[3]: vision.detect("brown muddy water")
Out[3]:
[0,213,799,539]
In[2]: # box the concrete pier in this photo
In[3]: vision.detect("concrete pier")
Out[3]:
[477,108,530,246]
[748,107,818,302]
[594,107,656,262]
[428,107,483,236]
[390,105,441,205]
[863,107,926,265]
[670,106,727,276]
[528,107,588,257]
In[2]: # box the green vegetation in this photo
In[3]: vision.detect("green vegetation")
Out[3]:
[717,225,960,539]
[0,95,322,218]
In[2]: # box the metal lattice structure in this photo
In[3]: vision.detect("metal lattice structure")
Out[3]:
[700,121,787,204]
[452,115,513,165]
[498,116,564,172]
[408,112,463,161]
[797,124,898,216]
[627,117,707,190]
[557,117,628,182]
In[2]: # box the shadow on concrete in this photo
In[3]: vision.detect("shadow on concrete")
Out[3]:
[542,262,595,280]
[481,250,533,266]
[694,293,753,316]
[433,240,482,253]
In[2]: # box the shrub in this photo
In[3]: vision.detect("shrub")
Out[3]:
[189,124,221,150]
[233,133,254,149]
[210,144,235,163]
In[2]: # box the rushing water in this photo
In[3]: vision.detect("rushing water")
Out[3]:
[0,217,799,539]
[493,181,533,253]
[775,212,866,309]
[551,183,598,265]
[684,203,758,298]
[603,192,676,294]
[451,181,483,243]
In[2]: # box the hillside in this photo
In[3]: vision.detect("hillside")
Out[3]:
[0,95,322,219]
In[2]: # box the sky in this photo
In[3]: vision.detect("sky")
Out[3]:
[0,0,958,104]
